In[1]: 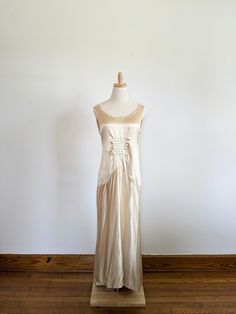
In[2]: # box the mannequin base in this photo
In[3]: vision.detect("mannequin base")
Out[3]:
[90,281,146,307]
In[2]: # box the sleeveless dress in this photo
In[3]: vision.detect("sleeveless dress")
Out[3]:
[93,103,145,291]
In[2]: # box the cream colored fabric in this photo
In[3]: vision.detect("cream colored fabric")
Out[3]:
[93,103,145,291]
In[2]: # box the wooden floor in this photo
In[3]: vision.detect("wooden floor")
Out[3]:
[0,271,236,313]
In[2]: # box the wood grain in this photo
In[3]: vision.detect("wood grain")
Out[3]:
[1,254,236,272]
[0,271,236,313]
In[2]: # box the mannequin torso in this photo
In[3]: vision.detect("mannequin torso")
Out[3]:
[95,86,146,118]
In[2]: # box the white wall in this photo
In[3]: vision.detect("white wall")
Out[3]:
[0,0,235,254]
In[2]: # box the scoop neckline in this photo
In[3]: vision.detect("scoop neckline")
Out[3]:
[97,103,142,119]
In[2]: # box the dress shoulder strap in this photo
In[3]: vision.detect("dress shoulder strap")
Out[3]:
[93,105,102,133]
[136,104,145,121]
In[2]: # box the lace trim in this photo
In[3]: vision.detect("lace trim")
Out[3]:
[96,104,142,120]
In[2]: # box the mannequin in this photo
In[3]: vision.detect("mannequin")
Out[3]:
[96,72,144,293]
[97,72,146,118]
[91,72,146,306]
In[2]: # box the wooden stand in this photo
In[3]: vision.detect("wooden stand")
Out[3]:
[90,281,146,307]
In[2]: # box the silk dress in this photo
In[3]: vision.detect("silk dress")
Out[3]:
[93,103,145,291]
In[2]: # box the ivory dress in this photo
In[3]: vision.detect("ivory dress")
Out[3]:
[93,103,145,291]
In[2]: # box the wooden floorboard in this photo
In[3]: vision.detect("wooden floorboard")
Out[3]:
[1,254,236,272]
[0,271,236,313]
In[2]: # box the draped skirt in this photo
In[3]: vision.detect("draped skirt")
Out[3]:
[93,166,143,291]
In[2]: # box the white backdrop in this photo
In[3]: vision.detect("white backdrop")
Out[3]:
[0,0,235,254]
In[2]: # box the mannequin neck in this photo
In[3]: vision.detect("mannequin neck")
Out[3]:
[109,86,131,103]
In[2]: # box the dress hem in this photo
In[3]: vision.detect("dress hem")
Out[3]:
[94,280,142,291]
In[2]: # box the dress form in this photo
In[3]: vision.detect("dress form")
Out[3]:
[91,72,146,306]
[98,72,146,118]
[96,73,144,294]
